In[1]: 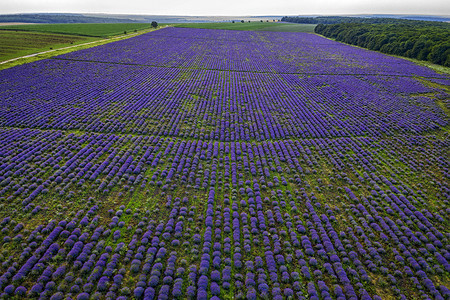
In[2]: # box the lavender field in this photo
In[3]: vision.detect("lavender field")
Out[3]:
[0,27,449,299]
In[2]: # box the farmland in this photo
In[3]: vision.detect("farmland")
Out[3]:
[0,23,156,37]
[0,31,97,62]
[0,23,164,71]
[0,27,449,299]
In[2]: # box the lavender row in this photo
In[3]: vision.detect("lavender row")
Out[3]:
[57,27,448,77]
[0,60,447,139]
[0,26,448,300]
[0,127,448,299]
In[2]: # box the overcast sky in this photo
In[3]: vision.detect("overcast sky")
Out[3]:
[2,0,449,16]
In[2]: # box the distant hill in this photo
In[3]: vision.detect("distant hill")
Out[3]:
[0,13,448,24]
[0,13,282,24]
[0,13,139,24]
[357,14,450,22]
[282,15,450,24]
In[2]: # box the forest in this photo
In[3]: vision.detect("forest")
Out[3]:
[312,21,449,66]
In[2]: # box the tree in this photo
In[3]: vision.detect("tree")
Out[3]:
[428,43,449,65]
[151,21,158,28]
[241,20,244,23]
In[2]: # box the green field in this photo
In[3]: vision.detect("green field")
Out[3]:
[0,31,97,61]
[0,23,156,37]
[175,22,317,32]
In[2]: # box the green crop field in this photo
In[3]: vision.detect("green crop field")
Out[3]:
[0,31,97,62]
[0,23,156,37]
[174,22,317,32]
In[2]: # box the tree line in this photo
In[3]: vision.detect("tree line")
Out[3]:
[281,17,449,66]
[314,22,449,66]
[281,16,448,25]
